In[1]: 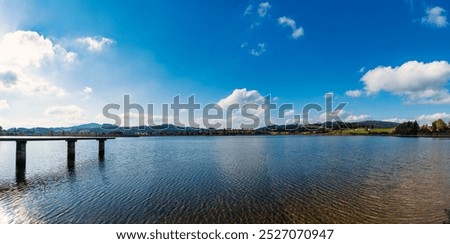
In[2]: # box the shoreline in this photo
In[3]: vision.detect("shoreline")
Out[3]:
[2,133,450,138]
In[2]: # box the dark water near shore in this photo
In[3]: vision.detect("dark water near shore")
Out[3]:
[0,136,449,223]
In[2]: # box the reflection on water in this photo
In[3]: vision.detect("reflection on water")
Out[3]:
[15,170,26,185]
[0,136,449,223]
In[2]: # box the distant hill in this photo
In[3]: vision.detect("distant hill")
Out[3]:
[258,120,399,131]
[347,120,400,128]
[3,120,400,136]
[6,123,105,134]
[4,123,203,135]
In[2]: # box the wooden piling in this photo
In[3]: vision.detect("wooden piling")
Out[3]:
[67,140,77,168]
[98,139,106,160]
[16,141,27,172]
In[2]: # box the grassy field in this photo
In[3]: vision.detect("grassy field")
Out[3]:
[328,128,395,135]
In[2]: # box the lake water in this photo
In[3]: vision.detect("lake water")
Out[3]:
[0,136,449,224]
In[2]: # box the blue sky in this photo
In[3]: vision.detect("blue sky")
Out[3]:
[0,0,450,128]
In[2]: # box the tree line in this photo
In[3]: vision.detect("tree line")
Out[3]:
[394,119,450,135]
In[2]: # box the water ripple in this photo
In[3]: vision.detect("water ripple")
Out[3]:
[0,136,449,223]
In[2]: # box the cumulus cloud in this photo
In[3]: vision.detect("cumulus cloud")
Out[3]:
[421,6,448,28]
[64,51,77,63]
[0,67,65,96]
[0,99,9,110]
[44,105,86,125]
[416,112,450,124]
[257,2,271,17]
[77,36,114,51]
[361,60,450,104]
[345,114,370,122]
[383,114,450,125]
[0,30,73,97]
[345,90,363,98]
[214,88,305,128]
[0,30,55,67]
[218,88,265,108]
[318,110,369,122]
[250,43,266,56]
[278,16,304,39]
[215,88,268,129]
[383,118,407,123]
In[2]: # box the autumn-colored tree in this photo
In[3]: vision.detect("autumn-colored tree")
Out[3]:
[432,119,447,132]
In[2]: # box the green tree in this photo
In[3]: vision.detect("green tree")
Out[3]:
[432,119,447,132]
[394,121,419,135]
[419,124,431,135]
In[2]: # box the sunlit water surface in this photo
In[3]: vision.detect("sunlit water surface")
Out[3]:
[0,136,449,223]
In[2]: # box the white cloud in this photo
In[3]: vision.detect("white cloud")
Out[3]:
[318,110,369,122]
[218,88,265,108]
[384,114,450,125]
[257,2,271,17]
[83,86,93,94]
[216,90,293,127]
[0,30,72,97]
[44,105,84,116]
[95,111,178,127]
[0,66,65,97]
[361,60,450,104]
[416,112,450,124]
[244,4,253,15]
[0,30,55,67]
[216,88,267,129]
[82,86,93,100]
[345,90,362,98]
[422,6,448,28]
[54,44,77,64]
[345,114,370,122]
[278,16,304,39]
[383,118,407,123]
[44,105,86,125]
[240,42,248,48]
[2,105,87,128]
[77,36,114,51]
[64,51,77,63]
[250,43,266,56]
[0,99,9,110]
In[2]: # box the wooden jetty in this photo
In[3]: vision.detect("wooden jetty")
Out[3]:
[0,137,115,174]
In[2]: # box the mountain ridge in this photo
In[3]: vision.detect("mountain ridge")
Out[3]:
[2,120,400,135]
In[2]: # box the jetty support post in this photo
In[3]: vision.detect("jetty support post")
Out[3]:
[67,139,77,168]
[97,139,106,161]
[15,140,27,172]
